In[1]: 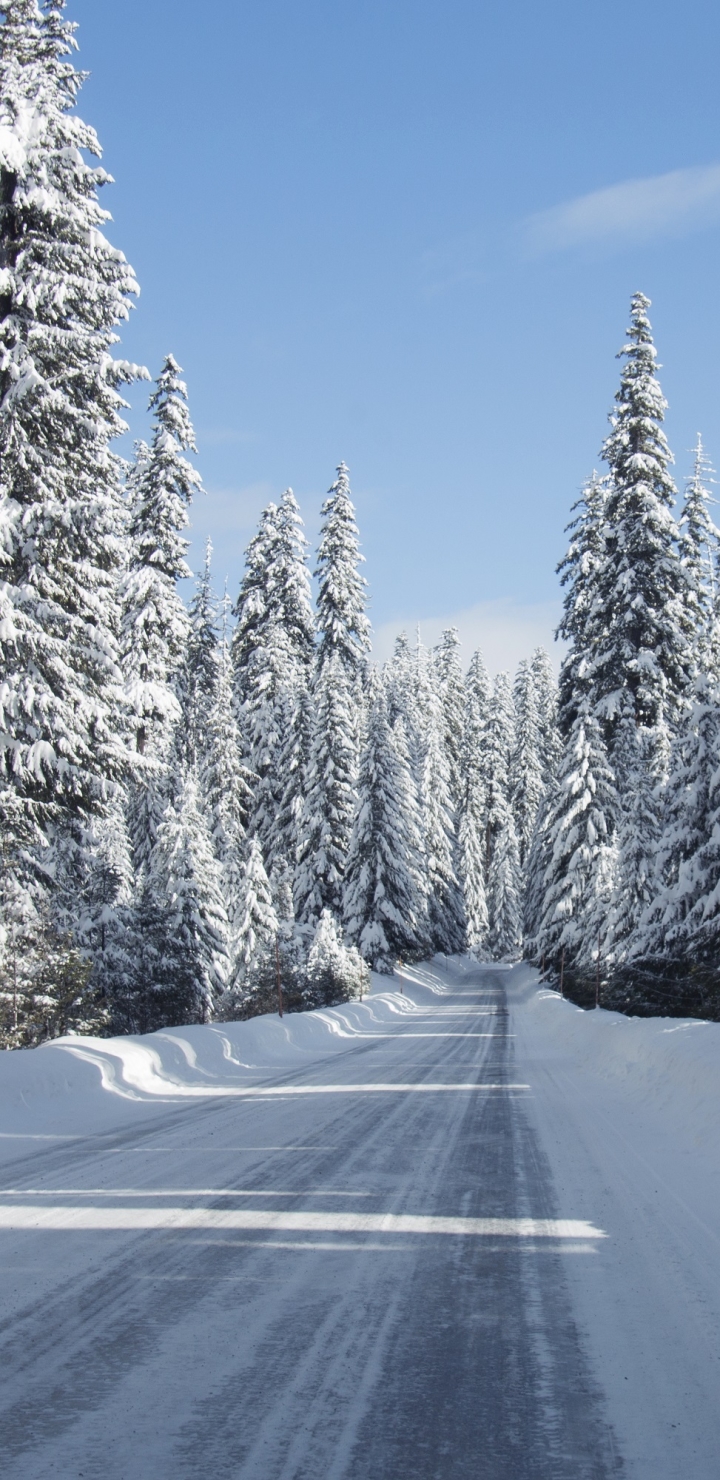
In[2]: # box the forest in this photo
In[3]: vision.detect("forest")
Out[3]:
[2,2,720,1047]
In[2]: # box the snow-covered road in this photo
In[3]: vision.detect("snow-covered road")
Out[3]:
[1,960,719,1477]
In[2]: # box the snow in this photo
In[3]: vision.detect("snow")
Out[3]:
[0,976,421,1156]
[2,958,720,1474]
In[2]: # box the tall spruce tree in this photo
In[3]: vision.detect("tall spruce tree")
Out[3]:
[148,773,230,1024]
[233,490,314,873]
[556,474,607,738]
[295,652,357,922]
[591,294,693,742]
[181,538,219,771]
[482,672,515,880]
[434,628,465,810]
[487,812,522,960]
[416,644,466,954]
[534,710,618,967]
[343,675,426,970]
[0,0,145,922]
[458,650,491,955]
[678,435,719,669]
[511,659,545,868]
[315,463,370,681]
[122,357,200,871]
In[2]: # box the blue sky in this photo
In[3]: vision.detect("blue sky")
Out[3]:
[71,0,720,668]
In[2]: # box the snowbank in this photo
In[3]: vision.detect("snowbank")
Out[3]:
[508,962,720,1149]
[0,973,435,1157]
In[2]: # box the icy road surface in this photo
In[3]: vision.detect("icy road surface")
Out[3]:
[0,960,719,1478]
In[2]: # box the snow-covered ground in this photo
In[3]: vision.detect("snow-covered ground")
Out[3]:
[1,960,719,1477]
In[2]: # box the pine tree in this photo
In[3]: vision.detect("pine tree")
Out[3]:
[602,718,662,964]
[343,676,426,970]
[535,710,618,966]
[591,294,694,743]
[181,538,220,771]
[0,0,146,879]
[556,474,607,738]
[487,812,522,960]
[511,660,545,868]
[305,909,368,1007]
[232,490,314,873]
[416,645,466,954]
[638,674,720,957]
[678,435,719,669]
[295,652,357,922]
[222,836,279,1015]
[149,774,229,1023]
[232,489,315,700]
[121,358,203,882]
[531,647,562,784]
[483,672,515,878]
[315,463,370,681]
[434,628,465,809]
[457,651,491,955]
[201,594,253,865]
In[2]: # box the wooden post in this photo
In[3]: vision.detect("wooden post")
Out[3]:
[559,946,565,998]
[275,936,283,1019]
[595,937,601,1009]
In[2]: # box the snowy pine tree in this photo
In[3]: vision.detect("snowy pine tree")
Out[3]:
[0,0,146,948]
[511,660,545,868]
[556,474,607,738]
[457,651,491,955]
[315,463,370,682]
[233,490,314,874]
[534,710,618,967]
[434,627,465,810]
[416,644,466,954]
[122,357,201,870]
[343,675,426,970]
[295,652,357,922]
[591,294,694,743]
[487,811,522,960]
[180,538,220,771]
[149,773,229,1024]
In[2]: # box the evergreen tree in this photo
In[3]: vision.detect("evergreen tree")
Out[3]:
[487,811,522,960]
[343,676,426,970]
[416,645,466,954]
[535,710,618,966]
[531,646,562,785]
[149,774,229,1023]
[202,592,253,858]
[483,672,515,879]
[0,0,145,895]
[295,652,357,922]
[511,660,545,868]
[222,836,279,1014]
[305,909,368,1007]
[232,489,314,701]
[602,719,663,964]
[315,462,370,681]
[638,675,720,957]
[591,294,694,743]
[458,651,491,955]
[434,627,465,809]
[233,490,314,872]
[678,435,719,668]
[556,474,607,738]
[181,538,220,770]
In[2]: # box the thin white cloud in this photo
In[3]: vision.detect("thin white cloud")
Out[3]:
[524,163,720,255]
[372,598,564,676]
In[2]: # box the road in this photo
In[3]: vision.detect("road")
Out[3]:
[0,964,622,1479]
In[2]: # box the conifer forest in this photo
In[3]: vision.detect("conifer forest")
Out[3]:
[3,1,720,1049]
